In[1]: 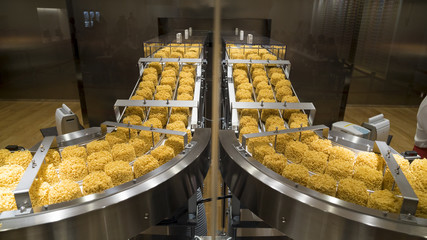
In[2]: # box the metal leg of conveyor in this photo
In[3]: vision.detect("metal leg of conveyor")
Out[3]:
[225,194,292,240]
[188,188,208,238]
[228,195,241,239]
[188,192,197,239]
[132,189,207,239]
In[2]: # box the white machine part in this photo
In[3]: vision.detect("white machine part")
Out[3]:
[332,121,371,138]
[247,34,253,44]
[176,33,182,43]
[362,114,390,141]
[55,104,80,135]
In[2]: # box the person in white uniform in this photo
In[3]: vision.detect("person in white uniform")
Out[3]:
[414,96,427,158]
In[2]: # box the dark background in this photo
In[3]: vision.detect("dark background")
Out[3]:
[0,0,426,126]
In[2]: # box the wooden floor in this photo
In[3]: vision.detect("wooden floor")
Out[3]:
[0,100,82,149]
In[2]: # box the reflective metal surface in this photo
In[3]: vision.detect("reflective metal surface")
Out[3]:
[328,129,375,152]
[374,141,418,216]
[14,136,55,212]
[100,121,190,146]
[68,0,215,126]
[0,128,211,240]
[56,126,107,147]
[309,0,427,105]
[219,130,427,240]
[0,1,79,100]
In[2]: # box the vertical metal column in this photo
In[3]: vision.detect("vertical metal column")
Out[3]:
[65,0,89,127]
[209,0,222,236]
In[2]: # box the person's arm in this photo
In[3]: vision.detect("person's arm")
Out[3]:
[418,98,427,133]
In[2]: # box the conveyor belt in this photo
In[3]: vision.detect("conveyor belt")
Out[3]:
[220,129,427,240]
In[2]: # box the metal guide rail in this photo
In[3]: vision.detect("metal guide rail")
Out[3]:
[224,57,312,130]
[224,59,290,65]
[223,45,291,80]
[101,121,190,147]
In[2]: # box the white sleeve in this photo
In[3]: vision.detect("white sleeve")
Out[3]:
[418,97,427,132]
[415,97,427,148]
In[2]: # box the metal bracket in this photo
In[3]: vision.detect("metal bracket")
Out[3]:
[138,57,203,64]
[225,59,290,65]
[56,127,105,148]
[113,99,198,123]
[100,121,189,146]
[373,141,418,216]
[232,101,316,126]
[241,125,329,150]
[13,136,56,214]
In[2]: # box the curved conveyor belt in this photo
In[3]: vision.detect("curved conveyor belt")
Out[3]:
[0,128,211,240]
[219,130,427,240]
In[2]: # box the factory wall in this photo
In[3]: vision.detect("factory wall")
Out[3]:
[0,0,425,126]
[309,0,427,106]
[68,0,216,126]
[366,0,427,105]
[0,0,79,100]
